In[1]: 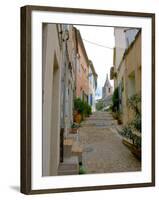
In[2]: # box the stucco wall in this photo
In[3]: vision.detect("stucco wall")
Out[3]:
[76,40,89,100]
[42,24,62,176]
[121,32,141,124]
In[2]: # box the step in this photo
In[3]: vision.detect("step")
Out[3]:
[63,138,74,158]
[63,155,79,164]
[72,142,83,154]
[67,133,79,142]
[58,156,79,175]
[69,128,79,134]
[63,138,73,146]
[71,141,83,163]
[63,138,83,162]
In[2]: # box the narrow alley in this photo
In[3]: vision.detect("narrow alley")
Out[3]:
[79,111,141,174]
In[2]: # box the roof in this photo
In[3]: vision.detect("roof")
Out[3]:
[89,60,98,78]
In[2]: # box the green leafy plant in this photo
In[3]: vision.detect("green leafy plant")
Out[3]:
[127,94,141,132]
[74,98,85,114]
[119,125,141,149]
[96,100,104,111]
[119,125,133,139]
[83,102,92,116]
[71,123,80,128]
[131,115,141,132]
[127,94,141,117]
[79,162,86,174]
[74,98,92,117]
[112,87,119,112]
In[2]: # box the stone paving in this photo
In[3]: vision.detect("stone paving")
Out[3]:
[78,111,141,174]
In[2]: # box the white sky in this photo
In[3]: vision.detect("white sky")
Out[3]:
[75,25,115,99]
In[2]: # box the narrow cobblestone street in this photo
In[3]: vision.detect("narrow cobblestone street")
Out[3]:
[79,111,141,174]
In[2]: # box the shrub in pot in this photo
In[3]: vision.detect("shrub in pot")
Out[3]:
[73,98,92,123]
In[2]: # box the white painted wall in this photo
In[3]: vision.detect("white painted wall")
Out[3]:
[42,24,61,176]
[114,28,127,69]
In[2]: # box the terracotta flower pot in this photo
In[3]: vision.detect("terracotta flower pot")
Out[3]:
[75,113,82,124]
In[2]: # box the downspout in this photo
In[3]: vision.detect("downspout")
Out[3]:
[74,28,78,99]
[59,27,69,162]
[62,28,69,138]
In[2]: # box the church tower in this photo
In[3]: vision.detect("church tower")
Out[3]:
[102,73,113,100]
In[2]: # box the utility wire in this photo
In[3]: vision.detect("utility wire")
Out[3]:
[83,38,114,50]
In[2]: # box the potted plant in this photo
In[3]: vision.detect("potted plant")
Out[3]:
[73,98,84,124]
[69,123,80,134]
[73,98,92,124]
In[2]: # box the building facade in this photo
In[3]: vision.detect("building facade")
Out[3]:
[42,24,62,176]
[75,29,90,103]
[42,24,78,176]
[60,25,77,137]
[88,60,98,112]
[111,28,141,125]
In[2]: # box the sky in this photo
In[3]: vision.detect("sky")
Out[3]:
[75,25,115,99]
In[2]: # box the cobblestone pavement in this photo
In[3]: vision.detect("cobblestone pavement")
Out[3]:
[79,111,141,174]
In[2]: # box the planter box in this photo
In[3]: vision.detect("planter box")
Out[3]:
[122,138,141,160]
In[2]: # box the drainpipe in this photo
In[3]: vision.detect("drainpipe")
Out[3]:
[74,28,78,99]
[62,27,69,138]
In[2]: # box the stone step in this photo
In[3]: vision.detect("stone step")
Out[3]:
[63,155,79,164]
[63,137,82,160]
[87,118,114,121]
[81,121,118,128]
[63,135,83,163]
[63,138,73,146]
[71,141,83,154]
[71,142,83,163]
[63,138,74,158]
[69,128,79,134]
[67,133,79,142]
[58,156,79,175]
